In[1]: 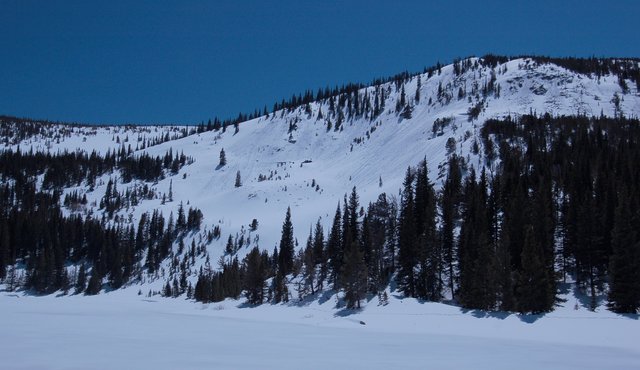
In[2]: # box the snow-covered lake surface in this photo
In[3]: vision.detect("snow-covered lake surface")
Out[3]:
[2,290,638,370]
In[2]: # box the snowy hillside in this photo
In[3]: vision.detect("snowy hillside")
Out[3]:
[2,56,640,369]
[55,58,640,261]
[2,58,640,269]
[1,57,639,288]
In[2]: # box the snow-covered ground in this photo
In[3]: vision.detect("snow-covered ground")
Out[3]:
[2,289,638,369]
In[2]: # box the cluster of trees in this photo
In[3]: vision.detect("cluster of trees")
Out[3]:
[193,61,443,136]
[0,146,191,191]
[194,114,640,314]
[0,144,204,294]
[0,174,206,295]
[0,115,196,148]
[195,55,637,142]
[481,114,640,313]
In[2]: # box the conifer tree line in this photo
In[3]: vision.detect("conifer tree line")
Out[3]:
[0,146,192,190]
[0,146,204,294]
[4,55,638,142]
[0,179,206,294]
[0,115,198,148]
[193,55,639,134]
[195,114,640,314]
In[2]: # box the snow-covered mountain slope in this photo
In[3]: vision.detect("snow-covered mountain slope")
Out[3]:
[3,57,640,268]
[0,119,187,154]
[104,58,640,262]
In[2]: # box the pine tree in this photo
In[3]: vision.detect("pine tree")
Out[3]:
[301,231,317,297]
[243,246,266,305]
[278,207,294,276]
[347,187,360,244]
[441,155,461,299]
[75,264,87,294]
[0,221,9,280]
[235,171,242,187]
[327,204,343,289]
[313,219,327,291]
[400,104,413,120]
[312,219,325,265]
[341,241,368,309]
[272,269,288,303]
[414,160,441,301]
[219,148,227,167]
[516,225,553,314]
[85,269,102,296]
[607,191,640,313]
[397,167,417,297]
[225,234,235,255]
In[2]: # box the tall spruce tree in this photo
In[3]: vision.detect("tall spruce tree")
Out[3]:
[607,190,640,313]
[341,241,368,309]
[441,155,461,299]
[278,207,294,276]
[219,148,227,167]
[243,246,266,305]
[327,204,343,289]
[414,160,441,301]
[516,225,553,314]
[397,167,417,297]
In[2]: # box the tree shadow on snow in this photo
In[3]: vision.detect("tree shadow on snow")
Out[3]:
[572,284,607,311]
[334,307,364,318]
[283,290,331,308]
[615,312,639,320]
[459,308,547,323]
[459,308,511,320]
[516,313,547,324]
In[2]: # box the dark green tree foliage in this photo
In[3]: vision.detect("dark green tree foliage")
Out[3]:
[516,226,551,314]
[607,190,640,313]
[235,171,242,188]
[278,207,295,276]
[397,167,417,296]
[312,219,326,291]
[326,204,343,289]
[366,194,395,291]
[243,246,267,305]
[301,229,317,297]
[414,160,441,301]
[480,114,640,313]
[0,142,207,296]
[219,148,227,167]
[272,269,289,303]
[441,155,462,299]
[457,170,496,310]
[341,241,368,309]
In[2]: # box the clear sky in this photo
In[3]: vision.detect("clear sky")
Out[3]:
[1,0,639,125]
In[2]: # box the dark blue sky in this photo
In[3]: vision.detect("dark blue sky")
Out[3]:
[2,0,639,125]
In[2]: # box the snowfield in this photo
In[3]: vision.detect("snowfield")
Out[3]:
[1,290,638,370]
